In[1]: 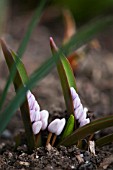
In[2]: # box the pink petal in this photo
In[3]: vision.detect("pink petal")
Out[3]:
[32,121,42,135]
[48,119,60,134]
[56,118,66,135]
[80,118,90,127]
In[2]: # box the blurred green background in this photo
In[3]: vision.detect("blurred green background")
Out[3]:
[9,0,113,24]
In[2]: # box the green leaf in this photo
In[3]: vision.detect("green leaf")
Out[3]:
[50,38,77,118]
[0,16,113,137]
[0,51,57,135]
[61,114,75,140]
[0,0,46,110]
[1,40,35,152]
[96,133,113,147]
[59,115,113,146]
[17,0,46,57]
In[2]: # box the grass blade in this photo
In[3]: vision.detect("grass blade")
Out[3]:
[59,115,113,146]
[0,0,46,110]
[50,38,77,117]
[1,40,35,152]
[63,16,113,55]
[96,133,113,147]
[17,0,46,57]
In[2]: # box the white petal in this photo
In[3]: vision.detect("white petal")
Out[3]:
[70,87,78,100]
[80,118,90,127]
[40,110,49,130]
[56,118,66,135]
[73,97,81,109]
[28,95,35,110]
[27,90,32,99]
[78,108,87,123]
[74,104,84,120]
[32,121,42,135]
[48,119,60,134]
[35,110,41,121]
[40,110,49,120]
[30,110,36,122]
[41,118,48,130]
[84,107,88,114]
[34,101,40,112]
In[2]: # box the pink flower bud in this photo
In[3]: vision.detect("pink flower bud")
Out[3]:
[70,87,90,127]
[48,118,66,135]
[32,121,42,135]
[27,91,49,132]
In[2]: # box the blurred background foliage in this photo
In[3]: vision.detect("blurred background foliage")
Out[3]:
[9,0,113,24]
[54,0,113,24]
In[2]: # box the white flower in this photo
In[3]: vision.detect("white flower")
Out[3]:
[27,91,49,134]
[48,118,66,135]
[40,110,49,130]
[32,121,42,135]
[80,118,90,127]
[70,87,90,127]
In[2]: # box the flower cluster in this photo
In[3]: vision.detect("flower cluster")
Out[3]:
[27,91,49,134]
[27,88,90,145]
[70,87,90,127]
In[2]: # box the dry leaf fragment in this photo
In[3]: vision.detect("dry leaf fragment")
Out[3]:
[88,141,96,156]
[76,154,84,163]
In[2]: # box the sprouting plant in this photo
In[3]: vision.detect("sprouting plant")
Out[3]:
[0,0,113,153]
[49,37,113,151]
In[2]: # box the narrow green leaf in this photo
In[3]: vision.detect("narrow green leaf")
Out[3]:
[1,40,35,152]
[50,38,77,118]
[0,0,45,110]
[0,52,57,135]
[59,115,113,146]
[17,0,46,57]
[61,114,75,140]
[96,133,113,147]
[0,16,113,136]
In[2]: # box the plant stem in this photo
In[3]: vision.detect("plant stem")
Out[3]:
[51,134,57,146]
[46,132,52,146]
